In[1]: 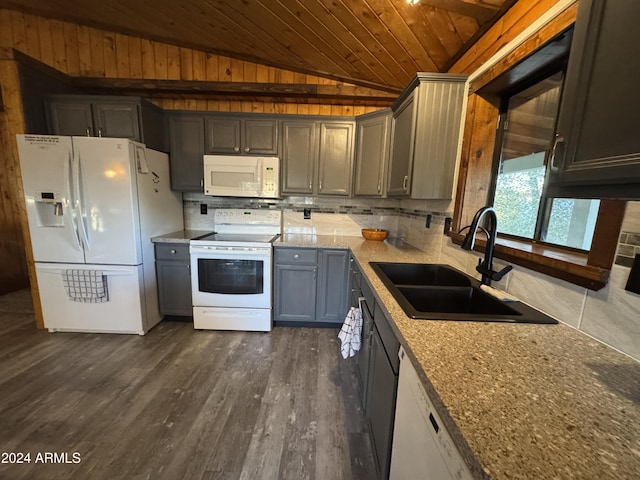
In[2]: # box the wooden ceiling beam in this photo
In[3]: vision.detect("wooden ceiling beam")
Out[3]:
[71,77,398,103]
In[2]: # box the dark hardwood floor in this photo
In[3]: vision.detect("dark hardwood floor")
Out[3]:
[0,290,376,480]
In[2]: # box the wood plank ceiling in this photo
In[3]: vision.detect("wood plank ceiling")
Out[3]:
[1,0,518,96]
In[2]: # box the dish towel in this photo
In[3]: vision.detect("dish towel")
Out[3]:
[62,270,109,303]
[338,306,362,359]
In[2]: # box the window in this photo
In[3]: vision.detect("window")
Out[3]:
[491,67,600,251]
[451,17,627,291]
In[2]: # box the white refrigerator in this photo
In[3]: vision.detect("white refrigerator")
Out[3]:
[17,135,183,334]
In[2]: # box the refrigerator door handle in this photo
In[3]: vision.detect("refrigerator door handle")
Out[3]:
[65,151,82,251]
[73,150,91,251]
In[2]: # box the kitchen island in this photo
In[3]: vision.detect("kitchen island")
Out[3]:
[277,234,640,480]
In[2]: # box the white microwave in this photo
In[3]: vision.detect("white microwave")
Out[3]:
[203,155,280,198]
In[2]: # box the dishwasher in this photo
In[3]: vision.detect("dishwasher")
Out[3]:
[390,347,473,480]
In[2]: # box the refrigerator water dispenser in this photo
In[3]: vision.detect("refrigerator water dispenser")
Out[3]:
[35,192,65,227]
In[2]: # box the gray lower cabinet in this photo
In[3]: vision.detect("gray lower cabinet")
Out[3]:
[354,109,391,197]
[548,0,640,198]
[364,302,400,480]
[168,113,205,191]
[45,95,165,151]
[155,243,192,317]
[274,247,348,325]
[315,248,350,322]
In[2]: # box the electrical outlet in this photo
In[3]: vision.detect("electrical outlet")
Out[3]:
[200,203,207,215]
[303,208,311,219]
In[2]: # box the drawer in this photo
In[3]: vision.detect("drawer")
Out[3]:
[374,303,400,374]
[155,243,190,261]
[274,247,317,265]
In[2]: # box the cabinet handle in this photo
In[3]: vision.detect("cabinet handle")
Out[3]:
[86,127,91,137]
[170,249,177,255]
[319,180,323,190]
[200,178,204,188]
[234,146,240,152]
[314,268,317,280]
[377,182,381,193]
[244,147,250,153]
[402,175,408,191]
[98,127,103,137]
[308,181,312,190]
[550,134,565,170]
[293,254,300,259]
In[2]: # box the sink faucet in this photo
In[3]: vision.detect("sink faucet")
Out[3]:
[460,206,512,286]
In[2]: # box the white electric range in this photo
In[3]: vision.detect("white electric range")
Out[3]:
[189,209,282,331]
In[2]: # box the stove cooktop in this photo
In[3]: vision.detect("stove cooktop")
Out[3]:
[193,233,281,244]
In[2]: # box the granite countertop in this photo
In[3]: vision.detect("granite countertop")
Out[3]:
[277,234,640,480]
[151,230,214,244]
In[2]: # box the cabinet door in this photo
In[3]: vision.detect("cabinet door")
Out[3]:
[205,117,241,154]
[549,0,640,197]
[357,301,373,407]
[244,119,278,155]
[47,101,94,136]
[273,264,317,322]
[354,112,390,196]
[281,121,317,194]
[410,78,466,199]
[387,92,416,196]
[93,102,141,141]
[168,114,205,191]
[316,249,349,323]
[156,261,192,316]
[318,122,354,196]
[367,327,399,480]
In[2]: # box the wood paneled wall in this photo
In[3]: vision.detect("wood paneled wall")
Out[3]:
[0,8,378,116]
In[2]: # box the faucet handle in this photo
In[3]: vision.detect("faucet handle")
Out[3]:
[491,265,513,282]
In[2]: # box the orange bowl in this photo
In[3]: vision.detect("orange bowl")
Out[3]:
[361,228,389,241]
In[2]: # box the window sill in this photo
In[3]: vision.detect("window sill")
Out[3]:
[448,232,609,290]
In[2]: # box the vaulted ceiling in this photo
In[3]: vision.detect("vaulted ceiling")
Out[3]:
[1,0,518,94]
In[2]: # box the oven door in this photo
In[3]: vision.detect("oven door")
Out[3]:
[190,245,272,309]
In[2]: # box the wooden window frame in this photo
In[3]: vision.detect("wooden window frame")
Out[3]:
[448,14,625,291]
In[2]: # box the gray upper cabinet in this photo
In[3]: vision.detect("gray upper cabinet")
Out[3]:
[387,73,467,199]
[168,113,205,191]
[281,120,317,195]
[354,109,391,197]
[548,0,640,198]
[205,115,278,155]
[318,121,355,196]
[46,95,165,152]
[387,91,416,196]
[205,117,241,154]
[282,120,318,195]
[280,118,355,196]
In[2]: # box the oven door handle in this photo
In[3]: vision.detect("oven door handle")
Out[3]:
[190,245,272,256]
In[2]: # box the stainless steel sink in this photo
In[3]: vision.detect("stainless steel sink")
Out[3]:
[369,262,557,324]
